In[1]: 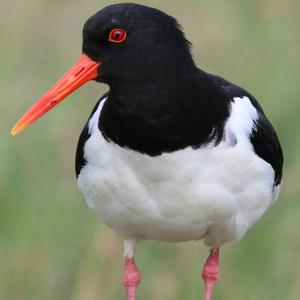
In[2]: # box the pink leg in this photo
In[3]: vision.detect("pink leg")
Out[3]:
[122,257,141,300]
[201,248,220,300]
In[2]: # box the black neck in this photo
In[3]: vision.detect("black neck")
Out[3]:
[99,69,231,155]
[110,65,197,113]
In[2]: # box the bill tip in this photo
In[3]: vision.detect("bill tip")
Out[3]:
[10,129,18,136]
[10,124,22,136]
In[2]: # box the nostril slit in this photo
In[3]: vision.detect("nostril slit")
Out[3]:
[74,67,85,77]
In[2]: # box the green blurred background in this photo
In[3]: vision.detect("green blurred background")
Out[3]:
[1,0,300,299]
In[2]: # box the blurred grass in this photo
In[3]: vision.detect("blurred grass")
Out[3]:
[1,0,300,299]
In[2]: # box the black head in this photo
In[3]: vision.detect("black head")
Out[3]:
[11,3,198,136]
[82,3,195,85]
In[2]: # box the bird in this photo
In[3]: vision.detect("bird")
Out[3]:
[11,3,283,300]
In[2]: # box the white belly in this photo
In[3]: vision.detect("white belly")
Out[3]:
[77,97,279,247]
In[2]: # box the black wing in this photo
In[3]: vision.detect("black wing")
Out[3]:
[211,74,283,186]
[75,92,109,177]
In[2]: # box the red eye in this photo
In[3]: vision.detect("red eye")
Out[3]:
[108,28,127,43]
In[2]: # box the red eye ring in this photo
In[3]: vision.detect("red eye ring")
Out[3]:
[108,28,127,43]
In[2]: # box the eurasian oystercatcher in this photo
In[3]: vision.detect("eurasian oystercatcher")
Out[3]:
[11,3,283,300]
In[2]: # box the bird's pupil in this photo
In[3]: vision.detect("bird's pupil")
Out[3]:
[114,32,120,39]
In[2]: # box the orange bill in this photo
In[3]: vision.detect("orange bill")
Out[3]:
[11,54,101,136]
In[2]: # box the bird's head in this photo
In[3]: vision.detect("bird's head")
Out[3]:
[11,3,194,136]
[82,3,193,84]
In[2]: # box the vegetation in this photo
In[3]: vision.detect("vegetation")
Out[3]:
[1,0,299,299]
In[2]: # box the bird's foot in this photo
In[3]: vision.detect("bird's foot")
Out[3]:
[123,257,141,300]
[201,248,220,300]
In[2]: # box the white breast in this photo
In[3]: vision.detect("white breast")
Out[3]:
[77,96,280,247]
